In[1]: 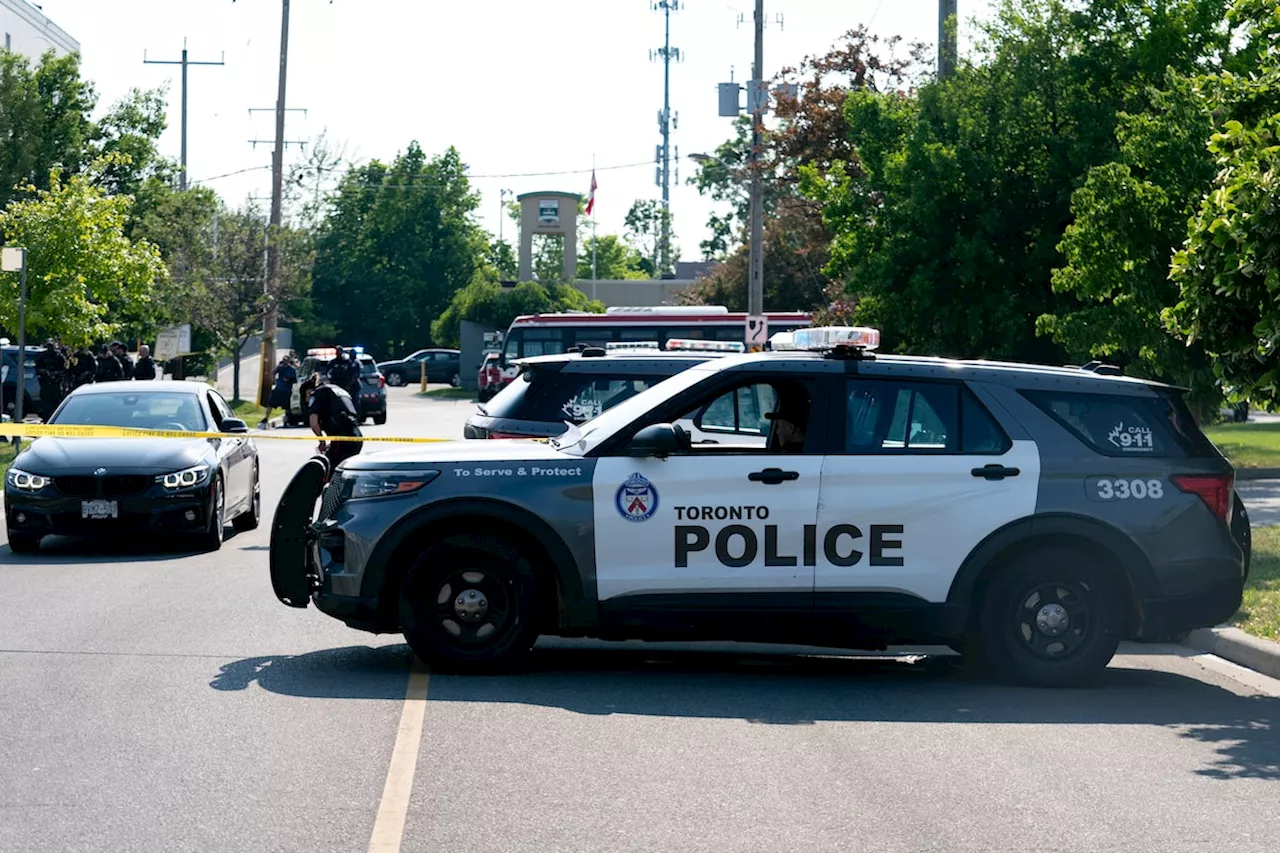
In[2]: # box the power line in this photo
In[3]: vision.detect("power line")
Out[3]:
[189,164,273,185]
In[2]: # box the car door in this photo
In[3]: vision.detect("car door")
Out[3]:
[207,391,250,508]
[814,377,1040,606]
[591,374,832,613]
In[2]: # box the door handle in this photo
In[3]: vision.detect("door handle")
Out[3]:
[972,464,1020,481]
[748,468,800,485]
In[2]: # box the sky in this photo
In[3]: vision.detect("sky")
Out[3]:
[35,0,997,264]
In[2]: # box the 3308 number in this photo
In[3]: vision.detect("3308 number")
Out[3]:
[1096,478,1163,500]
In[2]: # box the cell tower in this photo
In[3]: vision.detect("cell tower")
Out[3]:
[650,1,683,277]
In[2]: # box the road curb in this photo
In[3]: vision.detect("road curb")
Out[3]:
[1235,468,1280,480]
[1184,627,1280,679]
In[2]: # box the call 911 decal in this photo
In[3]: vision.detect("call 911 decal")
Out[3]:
[1086,476,1165,501]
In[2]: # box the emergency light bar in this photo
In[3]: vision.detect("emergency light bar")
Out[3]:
[605,341,660,351]
[665,339,747,353]
[789,326,881,352]
[768,331,796,351]
[306,346,364,358]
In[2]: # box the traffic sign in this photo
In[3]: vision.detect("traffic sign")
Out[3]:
[746,315,768,351]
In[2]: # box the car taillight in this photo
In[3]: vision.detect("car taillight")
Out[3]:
[1171,474,1234,524]
[379,375,386,388]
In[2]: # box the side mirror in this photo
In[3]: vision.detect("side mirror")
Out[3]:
[220,418,250,434]
[626,423,682,457]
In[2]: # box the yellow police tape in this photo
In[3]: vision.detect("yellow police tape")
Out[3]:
[0,422,452,444]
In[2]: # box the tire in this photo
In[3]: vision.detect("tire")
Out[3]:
[200,477,225,552]
[450,373,461,388]
[373,411,387,426]
[7,530,41,554]
[398,540,541,672]
[978,546,1122,687]
[232,466,261,532]
[386,372,405,387]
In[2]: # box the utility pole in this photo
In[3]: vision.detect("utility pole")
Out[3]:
[747,0,764,319]
[938,0,958,79]
[143,39,225,191]
[258,0,291,408]
[651,1,682,278]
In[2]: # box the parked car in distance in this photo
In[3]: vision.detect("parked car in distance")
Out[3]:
[476,350,503,402]
[377,348,460,387]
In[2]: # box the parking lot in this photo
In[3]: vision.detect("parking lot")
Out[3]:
[2,386,1278,853]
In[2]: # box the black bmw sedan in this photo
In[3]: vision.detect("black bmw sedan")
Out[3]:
[4,382,260,553]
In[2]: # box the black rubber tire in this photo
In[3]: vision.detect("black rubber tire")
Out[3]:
[200,477,225,552]
[386,372,405,387]
[398,540,540,672]
[232,467,261,532]
[373,411,387,426]
[978,547,1122,687]
[7,530,41,553]
[450,373,460,388]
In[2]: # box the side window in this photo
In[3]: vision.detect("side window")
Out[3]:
[844,379,1008,454]
[695,384,775,435]
[208,392,233,425]
[1020,388,1213,458]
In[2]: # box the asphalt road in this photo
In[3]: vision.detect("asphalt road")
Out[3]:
[2,386,1279,853]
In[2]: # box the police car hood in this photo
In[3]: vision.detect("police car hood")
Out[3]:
[341,439,570,469]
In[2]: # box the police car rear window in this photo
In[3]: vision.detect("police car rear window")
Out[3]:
[485,368,664,424]
[845,379,1011,454]
[1020,389,1216,458]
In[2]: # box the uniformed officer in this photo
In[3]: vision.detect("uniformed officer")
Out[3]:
[95,345,124,382]
[34,340,67,421]
[260,355,298,428]
[111,342,135,380]
[70,345,97,388]
[299,373,363,475]
[133,344,157,380]
[764,383,810,453]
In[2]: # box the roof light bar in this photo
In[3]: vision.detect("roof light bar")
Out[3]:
[790,326,881,352]
[665,339,747,353]
[605,341,660,351]
[768,331,797,351]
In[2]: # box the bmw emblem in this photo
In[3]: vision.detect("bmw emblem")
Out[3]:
[94,468,108,476]
[615,473,658,523]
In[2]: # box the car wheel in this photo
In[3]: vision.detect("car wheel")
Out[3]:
[386,372,405,387]
[373,411,387,426]
[7,530,41,553]
[232,466,262,532]
[200,476,225,552]
[398,541,540,672]
[979,547,1121,687]
[450,373,460,388]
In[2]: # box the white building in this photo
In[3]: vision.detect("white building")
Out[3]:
[0,0,78,63]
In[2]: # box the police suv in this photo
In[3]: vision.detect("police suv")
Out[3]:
[270,327,1250,686]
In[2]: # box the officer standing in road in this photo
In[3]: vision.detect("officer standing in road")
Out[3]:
[70,344,97,388]
[35,340,67,421]
[111,342,134,380]
[133,344,157,380]
[299,373,363,474]
[95,345,123,382]
[260,354,298,428]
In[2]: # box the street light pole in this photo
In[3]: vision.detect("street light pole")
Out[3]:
[258,0,290,408]
[747,0,765,319]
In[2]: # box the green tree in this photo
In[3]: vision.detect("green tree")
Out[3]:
[813,0,1232,361]
[0,158,168,346]
[623,199,678,276]
[578,233,647,280]
[1168,0,1280,406]
[431,269,603,347]
[311,143,487,356]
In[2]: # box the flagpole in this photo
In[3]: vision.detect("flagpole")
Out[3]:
[591,154,598,282]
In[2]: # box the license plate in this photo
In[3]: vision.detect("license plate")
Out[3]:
[81,499,118,519]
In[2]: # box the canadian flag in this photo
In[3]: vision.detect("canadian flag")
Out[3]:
[585,170,597,215]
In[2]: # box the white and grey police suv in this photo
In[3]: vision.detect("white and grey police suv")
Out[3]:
[270,327,1251,686]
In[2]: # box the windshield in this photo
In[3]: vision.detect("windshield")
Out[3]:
[555,363,718,455]
[53,392,209,432]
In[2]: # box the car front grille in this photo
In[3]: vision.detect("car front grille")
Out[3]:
[55,475,151,498]
[318,478,343,521]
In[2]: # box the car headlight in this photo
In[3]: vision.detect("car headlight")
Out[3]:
[343,470,439,500]
[7,468,49,492]
[156,464,213,490]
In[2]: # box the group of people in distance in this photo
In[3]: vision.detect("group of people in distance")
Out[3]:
[259,349,364,476]
[34,340,159,421]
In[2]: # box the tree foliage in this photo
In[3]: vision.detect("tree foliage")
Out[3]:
[311,143,486,355]
[578,233,647,280]
[431,269,603,347]
[623,199,678,277]
[0,157,168,346]
[1168,0,1280,405]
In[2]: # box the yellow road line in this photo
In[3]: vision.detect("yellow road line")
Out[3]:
[367,665,431,853]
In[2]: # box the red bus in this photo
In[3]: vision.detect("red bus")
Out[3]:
[494,306,813,385]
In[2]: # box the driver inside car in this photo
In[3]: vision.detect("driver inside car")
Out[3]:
[764,384,810,453]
